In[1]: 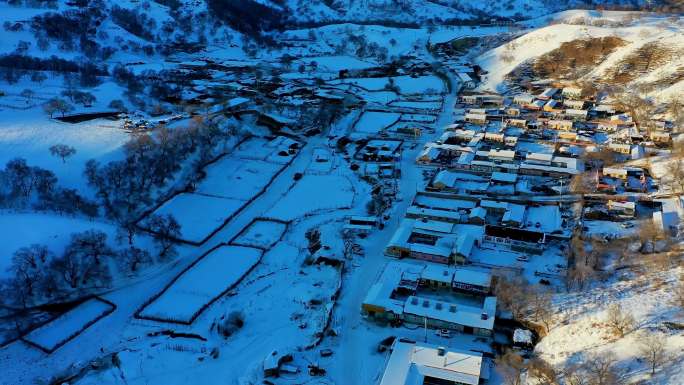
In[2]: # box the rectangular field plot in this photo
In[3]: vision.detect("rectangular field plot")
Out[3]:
[353,111,401,134]
[137,246,262,324]
[150,193,245,244]
[23,297,115,353]
[230,136,299,165]
[389,100,443,110]
[197,158,283,201]
[231,219,288,249]
[141,137,297,244]
[266,175,355,221]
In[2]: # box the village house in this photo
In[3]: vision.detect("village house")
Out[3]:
[607,200,636,217]
[558,131,578,141]
[465,113,488,125]
[563,99,586,110]
[507,118,527,128]
[430,170,490,195]
[547,119,574,131]
[538,87,559,100]
[519,152,581,177]
[527,99,546,111]
[379,340,491,385]
[543,99,562,113]
[561,86,583,99]
[504,136,518,147]
[564,108,588,121]
[513,94,535,106]
[385,219,477,264]
[458,72,477,89]
[506,107,521,117]
[362,262,497,337]
[483,225,545,254]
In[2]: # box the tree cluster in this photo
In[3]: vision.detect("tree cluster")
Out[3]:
[84,122,231,224]
[0,158,96,217]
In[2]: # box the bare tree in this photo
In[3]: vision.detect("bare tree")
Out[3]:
[528,285,554,333]
[563,363,589,385]
[494,273,529,320]
[496,350,526,385]
[20,89,34,102]
[43,97,73,118]
[305,227,322,255]
[49,144,76,163]
[665,160,684,193]
[605,303,634,338]
[585,352,623,385]
[5,245,53,307]
[145,214,181,259]
[639,331,667,375]
[119,246,151,273]
[527,357,558,385]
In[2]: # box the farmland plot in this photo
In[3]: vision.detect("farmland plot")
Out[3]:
[137,245,262,324]
[266,175,355,221]
[143,137,298,244]
[22,297,115,353]
[353,111,401,134]
[231,219,288,250]
[196,158,283,201]
[148,193,246,244]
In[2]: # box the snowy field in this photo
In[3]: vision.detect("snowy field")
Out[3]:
[353,111,401,134]
[231,219,288,250]
[196,158,283,201]
[332,75,445,94]
[390,100,443,110]
[137,246,262,324]
[144,137,296,244]
[0,109,127,192]
[293,55,378,72]
[266,175,356,221]
[22,297,115,353]
[230,136,299,165]
[147,193,246,244]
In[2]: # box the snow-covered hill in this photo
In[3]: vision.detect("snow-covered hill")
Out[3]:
[476,10,684,102]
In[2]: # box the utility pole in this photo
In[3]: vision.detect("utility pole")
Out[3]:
[424,317,428,343]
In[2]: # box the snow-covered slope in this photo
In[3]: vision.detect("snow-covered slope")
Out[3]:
[476,10,684,100]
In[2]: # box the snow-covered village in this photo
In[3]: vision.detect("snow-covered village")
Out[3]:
[0,1,684,384]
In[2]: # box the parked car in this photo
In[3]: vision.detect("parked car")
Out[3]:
[435,329,451,338]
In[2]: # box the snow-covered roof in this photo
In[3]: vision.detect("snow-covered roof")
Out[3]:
[502,204,526,224]
[413,219,454,234]
[491,172,517,183]
[513,329,533,345]
[453,268,492,288]
[380,341,488,385]
[403,295,496,331]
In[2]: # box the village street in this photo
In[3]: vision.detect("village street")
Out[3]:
[327,71,462,384]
